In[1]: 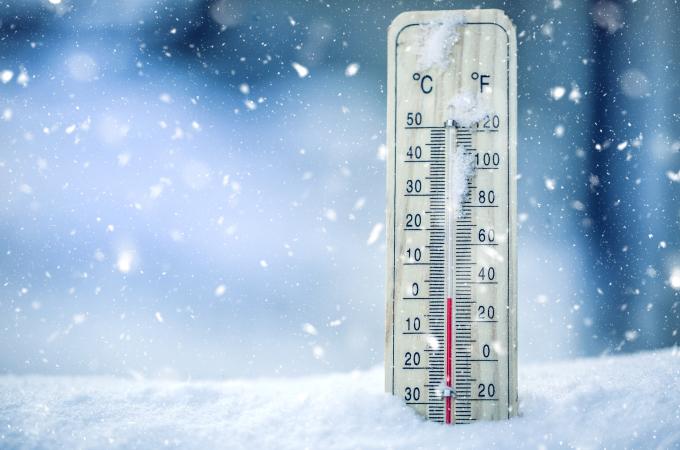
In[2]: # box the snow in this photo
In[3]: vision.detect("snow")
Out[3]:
[324,208,337,221]
[0,69,14,84]
[17,69,29,87]
[66,53,99,82]
[214,284,226,297]
[376,143,387,160]
[1,349,678,449]
[291,62,309,78]
[571,199,585,211]
[17,69,30,87]
[416,16,465,70]
[448,145,476,218]
[549,86,565,100]
[670,268,680,290]
[592,1,624,33]
[666,170,680,183]
[302,323,318,336]
[366,223,384,246]
[115,250,134,274]
[553,124,565,138]
[620,68,650,98]
[344,63,360,77]
[568,84,582,103]
[446,92,490,127]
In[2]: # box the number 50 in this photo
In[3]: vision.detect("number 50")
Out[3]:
[406,112,422,126]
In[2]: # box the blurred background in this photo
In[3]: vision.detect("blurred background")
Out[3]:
[0,0,678,379]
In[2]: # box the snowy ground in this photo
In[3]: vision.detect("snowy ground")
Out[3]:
[1,349,679,450]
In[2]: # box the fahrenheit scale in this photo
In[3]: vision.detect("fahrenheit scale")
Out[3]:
[385,10,517,424]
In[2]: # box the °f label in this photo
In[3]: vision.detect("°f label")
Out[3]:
[385,9,517,424]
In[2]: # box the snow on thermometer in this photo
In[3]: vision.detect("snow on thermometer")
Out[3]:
[385,10,517,424]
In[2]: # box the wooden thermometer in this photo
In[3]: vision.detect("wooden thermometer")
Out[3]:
[385,10,517,424]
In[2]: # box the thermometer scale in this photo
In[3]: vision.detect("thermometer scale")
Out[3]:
[385,10,517,423]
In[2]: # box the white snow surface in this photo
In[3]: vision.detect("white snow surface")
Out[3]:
[1,349,679,449]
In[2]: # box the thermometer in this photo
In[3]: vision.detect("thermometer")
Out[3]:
[385,9,517,424]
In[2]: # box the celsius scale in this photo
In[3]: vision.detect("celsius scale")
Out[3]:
[385,10,517,424]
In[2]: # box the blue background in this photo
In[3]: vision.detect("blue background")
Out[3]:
[0,0,678,378]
